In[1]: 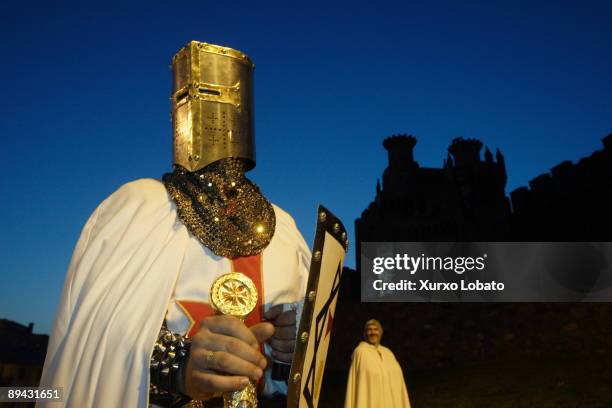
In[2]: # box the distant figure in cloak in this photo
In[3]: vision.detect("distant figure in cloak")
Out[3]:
[344,319,411,408]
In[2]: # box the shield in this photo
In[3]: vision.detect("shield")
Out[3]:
[287,205,349,408]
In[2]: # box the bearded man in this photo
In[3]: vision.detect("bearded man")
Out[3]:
[344,319,411,408]
[39,41,310,408]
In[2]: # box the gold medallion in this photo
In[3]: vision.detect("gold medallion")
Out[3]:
[210,272,258,319]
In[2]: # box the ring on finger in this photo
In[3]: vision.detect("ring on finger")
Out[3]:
[205,350,215,368]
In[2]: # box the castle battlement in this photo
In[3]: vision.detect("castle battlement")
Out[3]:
[448,137,483,166]
[382,134,418,170]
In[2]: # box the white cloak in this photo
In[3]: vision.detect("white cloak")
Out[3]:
[344,342,411,408]
[39,179,310,407]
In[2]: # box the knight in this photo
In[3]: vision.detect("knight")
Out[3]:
[39,41,310,408]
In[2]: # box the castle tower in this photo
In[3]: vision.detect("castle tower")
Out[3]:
[381,135,419,196]
[383,134,418,170]
[448,137,483,167]
[445,137,509,239]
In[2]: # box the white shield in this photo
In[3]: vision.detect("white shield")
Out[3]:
[287,205,348,408]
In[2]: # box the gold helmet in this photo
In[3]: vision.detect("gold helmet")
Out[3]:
[171,41,255,172]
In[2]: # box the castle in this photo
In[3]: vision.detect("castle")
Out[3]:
[357,133,611,250]
[321,132,612,404]
[356,135,509,273]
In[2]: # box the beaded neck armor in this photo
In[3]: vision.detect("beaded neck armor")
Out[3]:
[162,158,275,258]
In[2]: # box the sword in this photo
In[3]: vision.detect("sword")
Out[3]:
[210,272,259,408]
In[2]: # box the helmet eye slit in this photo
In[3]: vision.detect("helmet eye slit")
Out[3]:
[175,89,189,101]
[199,88,221,96]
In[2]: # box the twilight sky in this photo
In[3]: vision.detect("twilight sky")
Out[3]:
[1,0,611,334]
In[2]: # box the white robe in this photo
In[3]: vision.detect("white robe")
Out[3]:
[344,342,411,408]
[38,179,310,407]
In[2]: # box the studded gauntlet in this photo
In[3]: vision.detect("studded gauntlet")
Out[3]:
[149,324,192,407]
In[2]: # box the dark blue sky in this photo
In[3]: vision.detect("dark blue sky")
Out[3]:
[1,1,611,334]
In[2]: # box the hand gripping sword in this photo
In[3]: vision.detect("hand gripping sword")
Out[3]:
[210,272,259,408]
